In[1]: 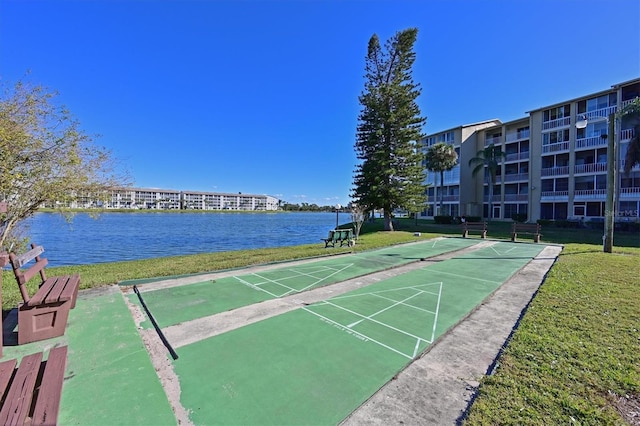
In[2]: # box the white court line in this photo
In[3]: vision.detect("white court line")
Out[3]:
[249,272,298,294]
[320,299,430,343]
[275,266,343,282]
[490,243,519,256]
[428,269,501,285]
[232,276,281,298]
[302,307,413,359]
[280,263,354,296]
[429,282,443,345]
[354,291,425,324]
[350,253,400,266]
[370,292,437,316]
[328,282,442,301]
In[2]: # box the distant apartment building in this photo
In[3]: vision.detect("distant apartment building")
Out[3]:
[421,78,640,223]
[59,188,280,211]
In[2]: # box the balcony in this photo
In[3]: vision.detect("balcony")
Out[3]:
[505,129,530,142]
[542,141,569,154]
[579,105,617,121]
[540,191,568,200]
[620,187,640,198]
[541,166,569,177]
[503,173,528,182]
[503,194,528,202]
[574,163,607,175]
[620,128,635,142]
[620,160,640,172]
[484,135,502,146]
[574,189,606,200]
[542,116,571,130]
[441,195,460,202]
[575,135,607,149]
[504,151,530,162]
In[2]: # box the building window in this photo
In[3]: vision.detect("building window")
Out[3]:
[543,104,571,122]
[587,202,604,217]
[619,201,639,217]
[542,129,570,145]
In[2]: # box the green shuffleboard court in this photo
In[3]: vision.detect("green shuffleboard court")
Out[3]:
[130,237,480,329]
[171,241,547,425]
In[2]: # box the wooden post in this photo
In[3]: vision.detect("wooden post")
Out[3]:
[1,202,7,357]
[603,113,616,253]
[0,253,8,358]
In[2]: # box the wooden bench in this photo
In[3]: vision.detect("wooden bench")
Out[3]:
[461,221,487,239]
[511,222,542,243]
[9,244,80,345]
[0,346,67,426]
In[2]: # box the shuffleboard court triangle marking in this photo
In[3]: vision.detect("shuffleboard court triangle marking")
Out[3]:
[328,282,443,302]
[280,263,355,296]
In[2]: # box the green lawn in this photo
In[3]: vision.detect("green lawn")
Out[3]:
[2,218,638,423]
[464,243,640,424]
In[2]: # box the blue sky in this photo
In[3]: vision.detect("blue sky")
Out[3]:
[1,0,639,206]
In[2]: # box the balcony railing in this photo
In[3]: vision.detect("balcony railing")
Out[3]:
[441,195,460,202]
[579,105,617,121]
[504,151,530,162]
[542,116,571,130]
[574,163,607,174]
[574,189,606,199]
[503,194,528,202]
[575,135,607,149]
[505,129,530,142]
[620,187,640,197]
[503,173,528,182]
[540,191,568,199]
[542,141,569,153]
[620,128,635,141]
[484,135,502,146]
[620,160,640,172]
[483,194,502,202]
[541,166,569,177]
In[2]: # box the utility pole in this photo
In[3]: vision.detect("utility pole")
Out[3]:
[603,113,616,253]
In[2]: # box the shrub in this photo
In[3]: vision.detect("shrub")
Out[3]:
[511,213,528,223]
[434,215,453,224]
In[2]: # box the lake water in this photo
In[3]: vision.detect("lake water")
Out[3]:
[21,211,349,267]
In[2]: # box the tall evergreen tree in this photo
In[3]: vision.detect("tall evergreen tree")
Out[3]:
[424,142,458,216]
[352,28,426,231]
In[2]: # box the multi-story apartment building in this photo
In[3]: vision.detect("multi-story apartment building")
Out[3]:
[58,188,280,211]
[421,78,640,223]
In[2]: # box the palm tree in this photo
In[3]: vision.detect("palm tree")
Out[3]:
[619,97,640,175]
[424,142,458,216]
[469,143,505,220]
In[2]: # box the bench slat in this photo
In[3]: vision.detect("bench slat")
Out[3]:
[21,259,49,284]
[31,346,68,426]
[0,359,18,399]
[14,246,45,269]
[27,278,60,307]
[0,352,43,425]
[59,275,80,303]
[42,276,78,305]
